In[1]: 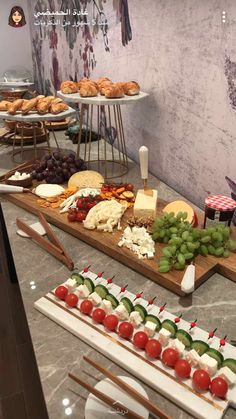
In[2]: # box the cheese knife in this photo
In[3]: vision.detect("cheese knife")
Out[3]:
[139,146,153,196]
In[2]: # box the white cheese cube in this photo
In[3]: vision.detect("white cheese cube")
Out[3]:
[129,311,143,327]
[75,284,90,299]
[144,321,156,338]
[100,300,113,314]
[134,189,158,218]
[158,328,171,347]
[88,292,102,306]
[199,354,218,376]
[218,367,236,386]
[64,278,77,293]
[170,338,185,355]
[185,349,201,367]
[114,303,129,320]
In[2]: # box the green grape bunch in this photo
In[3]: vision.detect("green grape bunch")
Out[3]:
[152,211,236,273]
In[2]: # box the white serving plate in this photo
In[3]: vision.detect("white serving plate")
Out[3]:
[57,90,149,106]
[0,81,34,87]
[34,270,236,419]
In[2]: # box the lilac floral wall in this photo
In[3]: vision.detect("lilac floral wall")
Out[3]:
[27,0,236,209]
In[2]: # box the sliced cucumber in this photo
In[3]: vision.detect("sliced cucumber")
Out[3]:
[71,272,84,285]
[84,277,95,293]
[145,315,162,331]
[94,284,108,299]
[105,293,119,308]
[191,340,209,356]
[205,349,224,368]
[120,297,134,314]
[222,359,236,374]
[176,329,192,348]
[162,319,178,337]
[134,304,147,321]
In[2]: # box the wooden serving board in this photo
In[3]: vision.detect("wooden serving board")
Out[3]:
[3,189,236,296]
[35,270,236,419]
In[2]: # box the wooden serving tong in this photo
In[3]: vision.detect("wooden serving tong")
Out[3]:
[16,211,74,271]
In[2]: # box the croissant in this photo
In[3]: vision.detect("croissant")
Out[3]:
[50,102,69,114]
[123,81,140,95]
[99,81,113,95]
[36,99,52,114]
[36,95,45,101]
[60,81,78,94]
[8,99,24,115]
[96,77,111,86]
[104,84,124,98]
[0,100,10,111]
[21,98,38,114]
[51,97,63,104]
[80,84,98,97]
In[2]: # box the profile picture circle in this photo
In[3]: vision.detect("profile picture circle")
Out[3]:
[9,6,26,27]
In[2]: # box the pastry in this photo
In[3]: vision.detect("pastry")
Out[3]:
[60,81,78,94]
[104,84,124,98]
[21,98,38,114]
[96,77,111,86]
[99,81,113,95]
[36,95,45,100]
[0,100,10,111]
[79,84,98,97]
[51,97,63,104]
[7,99,24,114]
[36,99,52,114]
[50,102,68,114]
[123,81,140,95]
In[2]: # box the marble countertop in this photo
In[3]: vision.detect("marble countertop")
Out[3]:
[1,162,236,419]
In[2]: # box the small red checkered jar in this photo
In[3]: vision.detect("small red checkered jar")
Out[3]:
[204,195,236,228]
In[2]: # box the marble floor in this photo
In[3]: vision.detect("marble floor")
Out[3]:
[1,130,236,419]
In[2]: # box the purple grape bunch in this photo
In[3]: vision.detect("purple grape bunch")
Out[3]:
[31,152,87,184]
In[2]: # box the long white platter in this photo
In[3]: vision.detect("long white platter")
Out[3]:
[35,271,236,419]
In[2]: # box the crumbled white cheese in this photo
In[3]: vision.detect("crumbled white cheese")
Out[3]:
[158,328,171,347]
[218,367,236,386]
[199,354,218,376]
[144,321,156,337]
[118,226,155,259]
[129,311,143,327]
[185,349,201,367]
[83,200,127,232]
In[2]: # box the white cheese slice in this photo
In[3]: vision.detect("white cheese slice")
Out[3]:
[170,338,185,355]
[88,292,102,306]
[100,299,113,314]
[199,354,218,376]
[134,189,158,218]
[218,367,236,386]
[185,349,201,367]
[34,184,65,198]
[75,284,90,299]
[158,328,171,347]
[64,278,77,293]
[144,321,156,337]
[114,303,130,320]
[129,311,143,327]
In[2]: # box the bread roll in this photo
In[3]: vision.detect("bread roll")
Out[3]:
[50,102,69,114]
[8,99,24,115]
[0,100,10,111]
[104,84,124,98]
[60,81,78,94]
[123,81,140,95]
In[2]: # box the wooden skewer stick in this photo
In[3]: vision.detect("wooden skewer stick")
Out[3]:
[68,372,144,419]
[83,356,171,419]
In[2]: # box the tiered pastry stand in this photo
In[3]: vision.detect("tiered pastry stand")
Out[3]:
[0,108,76,162]
[57,91,149,179]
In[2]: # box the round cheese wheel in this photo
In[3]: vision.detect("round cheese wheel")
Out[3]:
[163,200,194,224]
[34,184,65,199]
[68,170,104,189]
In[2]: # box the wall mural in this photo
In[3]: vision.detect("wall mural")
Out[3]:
[28,0,132,94]
[9,6,26,28]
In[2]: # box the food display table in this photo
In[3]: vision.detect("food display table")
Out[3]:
[57,91,149,179]
[0,108,76,162]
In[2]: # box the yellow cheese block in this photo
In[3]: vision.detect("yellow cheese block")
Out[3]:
[163,200,194,223]
[134,189,158,218]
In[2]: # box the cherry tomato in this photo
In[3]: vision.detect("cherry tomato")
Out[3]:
[92,308,106,323]
[76,198,85,209]
[67,212,77,222]
[80,299,93,315]
[55,285,68,300]
[86,201,97,210]
[103,314,119,331]
[192,369,211,391]
[162,348,179,367]
[118,322,134,339]
[133,331,149,349]
[174,359,191,378]
[76,211,87,222]
[65,293,78,308]
[126,183,134,191]
[145,339,162,358]
[210,377,228,399]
